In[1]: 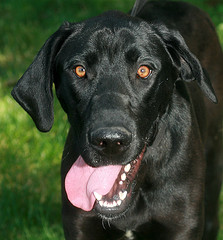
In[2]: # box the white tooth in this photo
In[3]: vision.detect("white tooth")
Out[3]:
[119,191,127,200]
[103,201,108,207]
[117,200,122,206]
[121,173,126,181]
[123,191,127,198]
[113,201,117,207]
[119,180,123,185]
[107,202,113,208]
[124,163,131,173]
[94,192,102,201]
[119,192,123,199]
[99,201,104,206]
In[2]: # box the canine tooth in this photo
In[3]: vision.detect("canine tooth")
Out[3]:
[119,180,123,185]
[121,173,126,181]
[124,164,131,173]
[117,200,122,206]
[94,192,102,201]
[99,201,104,206]
[119,191,127,200]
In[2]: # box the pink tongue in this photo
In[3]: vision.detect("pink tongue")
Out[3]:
[65,155,122,211]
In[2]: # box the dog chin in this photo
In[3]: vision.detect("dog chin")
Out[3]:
[93,146,146,219]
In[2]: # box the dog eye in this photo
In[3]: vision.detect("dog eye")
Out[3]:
[137,66,151,79]
[75,66,86,78]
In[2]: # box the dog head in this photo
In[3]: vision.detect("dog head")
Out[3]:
[12,7,217,218]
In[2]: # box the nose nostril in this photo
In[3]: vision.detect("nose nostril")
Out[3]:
[99,141,106,147]
[116,141,122,146]
[98,140,123,148]
[89,127,132,154]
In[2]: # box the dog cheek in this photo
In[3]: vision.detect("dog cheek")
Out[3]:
[137,87,172,140]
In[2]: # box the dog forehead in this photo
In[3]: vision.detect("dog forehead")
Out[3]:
[58,12,166,67]
[66,16,141,50]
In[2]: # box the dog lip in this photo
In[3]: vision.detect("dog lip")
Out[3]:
[94,145,146,214]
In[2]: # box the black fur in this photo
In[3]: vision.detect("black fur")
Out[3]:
[12,1,223,239]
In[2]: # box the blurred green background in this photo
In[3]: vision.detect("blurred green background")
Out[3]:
[0,0,223,239]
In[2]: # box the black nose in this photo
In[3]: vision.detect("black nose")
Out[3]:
[89,127,132,155]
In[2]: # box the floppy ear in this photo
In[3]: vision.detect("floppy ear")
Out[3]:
[11,22,72,132]
[155,26,217,103]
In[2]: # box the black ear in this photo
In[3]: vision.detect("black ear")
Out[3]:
[11,22,72,132]
[131,0,148,17]
[155,26,217,103]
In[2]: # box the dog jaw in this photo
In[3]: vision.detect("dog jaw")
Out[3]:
[94,146,146,217]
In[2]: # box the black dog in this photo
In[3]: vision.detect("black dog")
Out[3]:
[12,0,223,239]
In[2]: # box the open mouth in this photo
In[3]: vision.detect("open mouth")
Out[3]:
[65,146,146,215]
[94,146,146,212]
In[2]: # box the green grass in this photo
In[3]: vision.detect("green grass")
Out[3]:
[0,0,223,239]
[0,93,67,239]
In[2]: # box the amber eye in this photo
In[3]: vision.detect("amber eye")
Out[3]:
[137,66,151,79]
[75,66,86,78]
